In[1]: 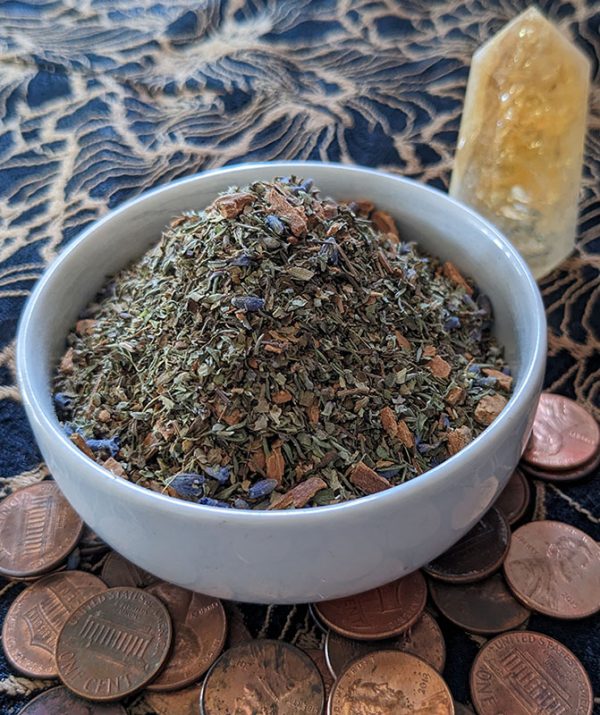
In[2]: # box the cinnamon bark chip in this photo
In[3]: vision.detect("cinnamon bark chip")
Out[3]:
[313,571,427,640]
[474,393,508,426]
[442,260,473,294]
[522,392,600,470]
[380,406,398,438]
[349,461,391,494]
[272,389,293,404]
[470,631,593,715]
[396,419,414,448]
[429,573,530,635]
[145,582,226,692]
[446,425,473,455]
[503,520,600,619]
[427,354,452,379]
[212,192,254,218]
[482,367,513,391]
[2,571,107,678]
[425,507,510,583]
[265,444,285,482]
[371,210,400,239]
[56,588,173,701]
[325,611,446,676]
[0,482,84,579]
[267,187,307,236]
[18,686,127,714]
[445,386,466,406]
[329,650,453,714]
[268,476,327,510]
[201,640,325,715]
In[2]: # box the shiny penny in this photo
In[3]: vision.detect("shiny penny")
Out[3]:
[0,482,84,578]
[503,520,600,618]
[100,551,159,588]
[520,445,600,482]
[429,573,530,635]
[3,571,107,678]
[145,582,226,692]
[494,468,530,524]
[144,684,202,715]
[522,393,600,469]
[329,650,454,714]
[325,611,446,676]
[424,507,510,583]
[56,587,172,701]
[470,631,593,715]
[313,570,427,640]
[201,639,325,715]
[17,686,126,714]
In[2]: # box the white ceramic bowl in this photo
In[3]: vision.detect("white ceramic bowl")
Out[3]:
[17,162,546,604]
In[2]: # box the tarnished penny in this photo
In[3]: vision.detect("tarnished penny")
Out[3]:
[145,582,226,691]
[0,482,84,578]
[424,507,510,583]
[313,570,427,640]
[325,611,446,676]
[100,551,159,588]
[17,686,126,714]
[503,520,600,618]
[522,393,600,469]
[329,650,454,714]
[56,587,172,701]
[305,648,334,700]
[428,573,530,634]
[2,571,107,678]
[494,469,530,524]
[144,684,202,715]
[520,445,600,482]
[201,639,325,715]
[470,631,593,715]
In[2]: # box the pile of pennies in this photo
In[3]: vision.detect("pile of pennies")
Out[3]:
[0,391,598,715]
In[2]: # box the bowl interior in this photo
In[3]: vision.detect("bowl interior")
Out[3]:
[20,161,543,486]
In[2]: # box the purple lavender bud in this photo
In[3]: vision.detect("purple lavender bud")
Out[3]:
[475,377,498,388]
[247,478,278,500]
[277,176,292,185]
[265,214,286,235]
[319,237,340,266]
[439,414,451,429]
[501,366,512,376]
[230,252,255,267]
[198,496,231,508]
[430,457,442,468]
[462,293,478,309]
[86,436,121,458]
[476,293,492,317]
[170,473,205,498]
[202,465,231,484]
[399,242,411,255]
[405,269,417,281]
[231,296,265,312]
[63,423,75,436]
[470,328,483,342]
[467,364,481,374]
[443,316,461,331]
[376,467,401,479]
[300,178,314,192]
[233,498,249,509]
[54,393,74,417]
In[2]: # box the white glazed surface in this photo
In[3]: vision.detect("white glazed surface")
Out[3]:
[16,162,546,603]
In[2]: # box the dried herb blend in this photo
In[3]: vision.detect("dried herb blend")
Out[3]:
[54,177,512,509]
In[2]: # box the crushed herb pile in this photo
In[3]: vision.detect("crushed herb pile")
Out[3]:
[54,177,513,509]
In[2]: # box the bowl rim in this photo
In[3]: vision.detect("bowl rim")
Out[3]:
[16,160,547,523]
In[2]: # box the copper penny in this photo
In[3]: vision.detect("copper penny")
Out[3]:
[494,469,530,524]
[201,639,325,715]
[305,648,335,701]
[470,631,593,715]
[325,611,445,676]
[100,551,159,588]
[424,507,510,583]
[145,582,226,691]
[522,393,600,469]
[313,570,427,640]
[328,650,454,714]
[56,587,172,701]
[2,571,107,678]
[144,684,202,715]
[428,573,530,635]
[0,482,84,578]
[17,686,126,714]
[520,445,600,482]
[503,520,600,618]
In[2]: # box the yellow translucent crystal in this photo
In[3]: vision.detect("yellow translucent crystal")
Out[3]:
[450,7,590,279]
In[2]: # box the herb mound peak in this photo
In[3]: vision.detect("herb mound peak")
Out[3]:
[55,177,512,509]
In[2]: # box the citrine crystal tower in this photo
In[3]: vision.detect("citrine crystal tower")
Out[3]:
[450,7,590,279]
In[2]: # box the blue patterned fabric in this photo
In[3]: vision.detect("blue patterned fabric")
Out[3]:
[0,1,598,712]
